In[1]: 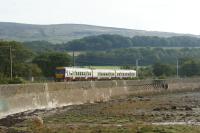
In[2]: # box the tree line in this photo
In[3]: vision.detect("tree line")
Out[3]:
[0,41,71,84]
[2,39,200,84]
[23,35,200,52]
[76,48,200,66]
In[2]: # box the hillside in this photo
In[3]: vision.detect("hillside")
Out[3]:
[0,22,198,43]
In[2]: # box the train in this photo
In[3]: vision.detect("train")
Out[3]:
[55,67,136,81]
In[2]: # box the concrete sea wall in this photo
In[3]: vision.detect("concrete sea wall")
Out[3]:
[0,79,200,118]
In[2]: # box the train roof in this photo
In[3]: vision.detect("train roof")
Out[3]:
[56,67,91,71]
[115,69,136,73]
[56,67,136,72]
[92,69,116,72]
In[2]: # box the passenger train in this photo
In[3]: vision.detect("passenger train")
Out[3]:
[55,67,136,81]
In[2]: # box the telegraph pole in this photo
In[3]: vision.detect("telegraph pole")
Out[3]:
[136,59,139,77]
[73,51,75,67]
[176,58,179,78]
[0,45,13,80]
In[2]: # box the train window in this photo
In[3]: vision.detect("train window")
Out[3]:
[56,69,65,74]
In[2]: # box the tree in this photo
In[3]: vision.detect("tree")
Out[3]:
[0,41,33,78]
[33,52,71,77]
[13,63,42,77]
[152,62,174,77]
[180,59,200,77]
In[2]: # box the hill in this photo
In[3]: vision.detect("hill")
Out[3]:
[0,22,199,43]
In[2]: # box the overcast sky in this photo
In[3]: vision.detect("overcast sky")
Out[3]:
[0,0,199,34]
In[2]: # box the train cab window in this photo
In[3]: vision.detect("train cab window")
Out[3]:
[56,69,65,74]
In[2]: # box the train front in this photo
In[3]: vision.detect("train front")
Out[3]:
[55,67,66,81]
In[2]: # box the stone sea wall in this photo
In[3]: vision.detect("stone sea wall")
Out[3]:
[0,79,200,118]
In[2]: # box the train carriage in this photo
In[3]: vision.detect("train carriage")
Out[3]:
[115,70,136,79]
[55,67,92,81]
[92,69,116,80]
[55,67,136,81]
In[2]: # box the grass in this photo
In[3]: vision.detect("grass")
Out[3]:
[10,123,200,133]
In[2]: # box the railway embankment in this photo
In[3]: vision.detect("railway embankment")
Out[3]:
[0,78,200,118]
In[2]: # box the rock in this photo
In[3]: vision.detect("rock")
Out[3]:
[0,126,7,133]
[171,106,177,110]
[153,107,168,111]
[185,106,192,111]
[31,116,44,128]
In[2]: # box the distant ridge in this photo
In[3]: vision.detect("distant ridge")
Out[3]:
[0,22,199,43]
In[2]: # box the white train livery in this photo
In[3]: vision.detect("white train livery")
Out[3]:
[55,67,136,81]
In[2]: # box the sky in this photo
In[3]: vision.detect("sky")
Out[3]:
[0,0,200,35]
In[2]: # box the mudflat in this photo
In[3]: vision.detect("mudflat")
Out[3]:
[1,91,200,133]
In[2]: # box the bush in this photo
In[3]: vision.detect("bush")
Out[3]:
[8,77,25,84]
[0,79,9,84]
